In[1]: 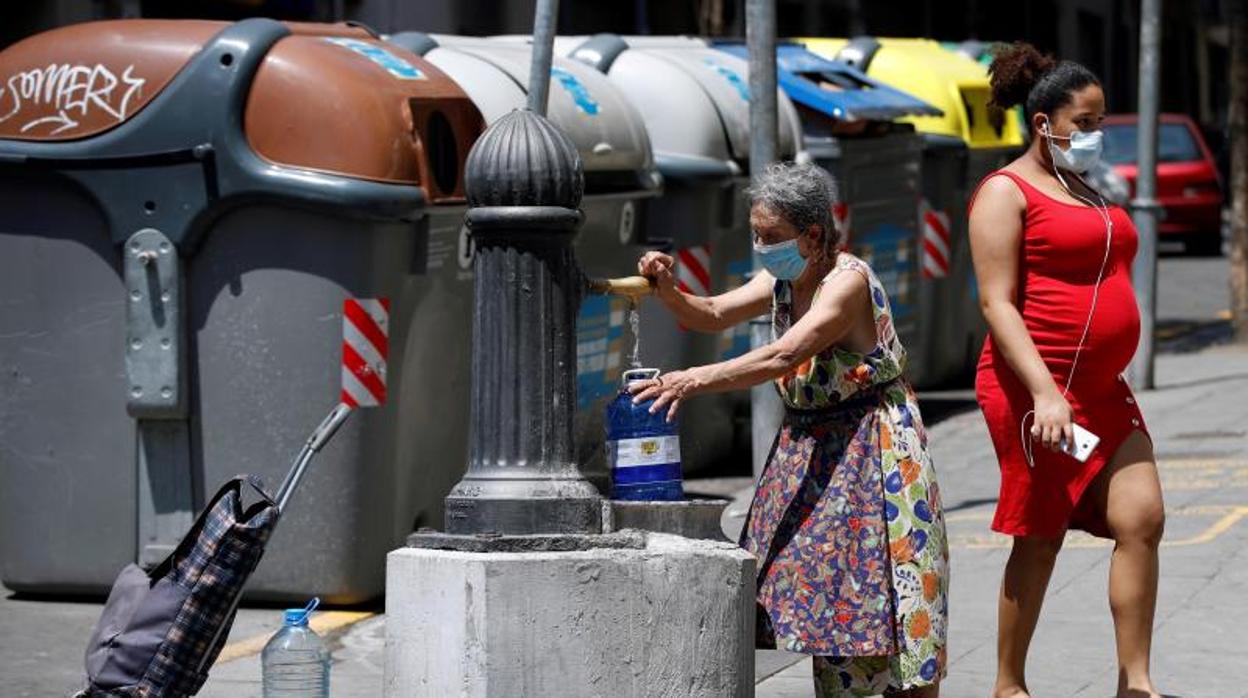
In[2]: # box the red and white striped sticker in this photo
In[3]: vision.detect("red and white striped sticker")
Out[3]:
[833,202,852,242]
[675,245,712,297]
[920,199,952,280]
[341,298,389,408]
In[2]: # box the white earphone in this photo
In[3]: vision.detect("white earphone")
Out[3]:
[1019,142,1115,468]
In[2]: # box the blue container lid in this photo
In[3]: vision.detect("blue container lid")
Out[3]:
[713,42,942,123]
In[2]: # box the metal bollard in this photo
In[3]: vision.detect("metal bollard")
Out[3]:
[440,108,604,536]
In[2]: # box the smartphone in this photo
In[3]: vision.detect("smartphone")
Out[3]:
[1060,423,1100,463]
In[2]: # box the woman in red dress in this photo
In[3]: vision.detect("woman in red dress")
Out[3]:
[969,44,1165,698]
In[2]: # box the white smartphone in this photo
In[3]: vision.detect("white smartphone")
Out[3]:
[1060,423,1100,463]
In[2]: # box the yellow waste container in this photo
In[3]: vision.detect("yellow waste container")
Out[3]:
[800,37,1023,149]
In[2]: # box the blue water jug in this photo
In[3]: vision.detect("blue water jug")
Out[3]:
[606,368,684,501]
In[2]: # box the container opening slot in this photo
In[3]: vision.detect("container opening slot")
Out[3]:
[425,110,459,197]
[798,70,874,93]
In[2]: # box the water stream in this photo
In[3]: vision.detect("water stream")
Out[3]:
[627,299,642,369]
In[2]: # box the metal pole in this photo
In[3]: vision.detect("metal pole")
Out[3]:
[275,403,352,513]
[1231,0,1248,342]
[747,0,782,479]
[1129,0,1161,389]
[528,0,560,116]
[746,0,777,173]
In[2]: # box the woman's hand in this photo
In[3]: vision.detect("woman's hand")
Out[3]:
[637,251,677,297]
[628,368,704,422]
[1032,389,1075,454]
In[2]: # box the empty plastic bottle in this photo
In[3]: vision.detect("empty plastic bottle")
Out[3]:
[261,598,329,698]
[606,368,684,501]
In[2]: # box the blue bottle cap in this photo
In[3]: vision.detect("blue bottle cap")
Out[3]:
[283,597,320,626]
[621,367,659,387]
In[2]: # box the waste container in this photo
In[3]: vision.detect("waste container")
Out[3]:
[716,42,941,384]
[800,37,1025,386]
[0,19,483,602]
[542,33,804,474]
[384,32,662,502]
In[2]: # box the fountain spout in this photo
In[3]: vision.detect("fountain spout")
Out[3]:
[586,275,655,299]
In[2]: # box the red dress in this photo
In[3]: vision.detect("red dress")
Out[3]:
[973,170,1149,539]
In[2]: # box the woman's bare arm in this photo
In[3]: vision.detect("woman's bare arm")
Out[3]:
[969,175,1073,452]
[630,270,870,419]
[638,251,772,333]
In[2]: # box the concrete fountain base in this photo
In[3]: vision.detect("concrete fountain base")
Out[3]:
[384,531,755,697]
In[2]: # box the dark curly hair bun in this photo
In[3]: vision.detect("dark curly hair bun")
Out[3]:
[988,42,1057,110]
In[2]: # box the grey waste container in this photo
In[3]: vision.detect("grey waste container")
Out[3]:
[0,19,483,602]
[385,32,662,514]
[716,42,942,385]
[548,34,804,474]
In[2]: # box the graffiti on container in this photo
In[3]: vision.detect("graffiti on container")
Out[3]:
[551,67,599,116]
[0,63,146,135]
[324,38,427,81]
[703,59,750,101]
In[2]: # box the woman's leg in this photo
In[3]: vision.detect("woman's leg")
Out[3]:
[994,533,1065,698]
[1097,430,1166,697]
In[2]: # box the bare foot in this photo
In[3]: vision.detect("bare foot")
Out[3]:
[992,686,1029,698]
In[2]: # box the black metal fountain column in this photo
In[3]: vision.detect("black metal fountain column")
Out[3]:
[437,107,604,536]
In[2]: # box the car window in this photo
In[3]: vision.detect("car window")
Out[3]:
[1101,122,1202,165]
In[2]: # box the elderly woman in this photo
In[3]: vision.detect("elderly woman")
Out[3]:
[632,162,949,697]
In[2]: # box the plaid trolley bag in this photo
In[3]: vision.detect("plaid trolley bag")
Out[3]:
[80,475,278,696]
[79,405,350,697]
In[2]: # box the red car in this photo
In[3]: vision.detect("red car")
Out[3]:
[1101,113,1225,255]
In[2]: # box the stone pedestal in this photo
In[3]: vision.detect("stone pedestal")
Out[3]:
[384,533,756,697]
[603,498,733,542]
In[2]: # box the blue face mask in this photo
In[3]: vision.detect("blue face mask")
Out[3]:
[1044,121,1103,173]
[754,238,808,281]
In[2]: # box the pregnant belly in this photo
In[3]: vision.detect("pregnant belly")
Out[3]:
[1024,275,1141,381]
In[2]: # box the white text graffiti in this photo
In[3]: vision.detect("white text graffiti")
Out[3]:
[0,63,146,135]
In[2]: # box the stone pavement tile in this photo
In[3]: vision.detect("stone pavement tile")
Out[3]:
[944,639,1006,694]
[1042,548,1110,601]
[1022,619,1119,696]
[941,667,999,696]
[756,656,814,698]
[756,649,809,682]
[0,588,284,698]
[0,594,102,697]
[1149,618,1248,698]
[1147,539,1248,697]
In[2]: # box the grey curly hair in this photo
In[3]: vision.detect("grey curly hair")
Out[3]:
[749,161,843,259]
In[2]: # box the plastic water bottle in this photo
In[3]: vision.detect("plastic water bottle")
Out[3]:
[261,598,329,698]
[606,368,684,501]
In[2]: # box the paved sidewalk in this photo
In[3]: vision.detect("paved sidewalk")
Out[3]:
[3,345,1245,696]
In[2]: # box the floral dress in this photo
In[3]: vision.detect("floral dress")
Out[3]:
[739,254,950,696]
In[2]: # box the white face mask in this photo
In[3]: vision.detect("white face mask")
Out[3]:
[1042,119,1103,173]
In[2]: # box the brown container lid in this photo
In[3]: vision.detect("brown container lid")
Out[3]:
[0,20,221,141]
[245,33,483,198]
